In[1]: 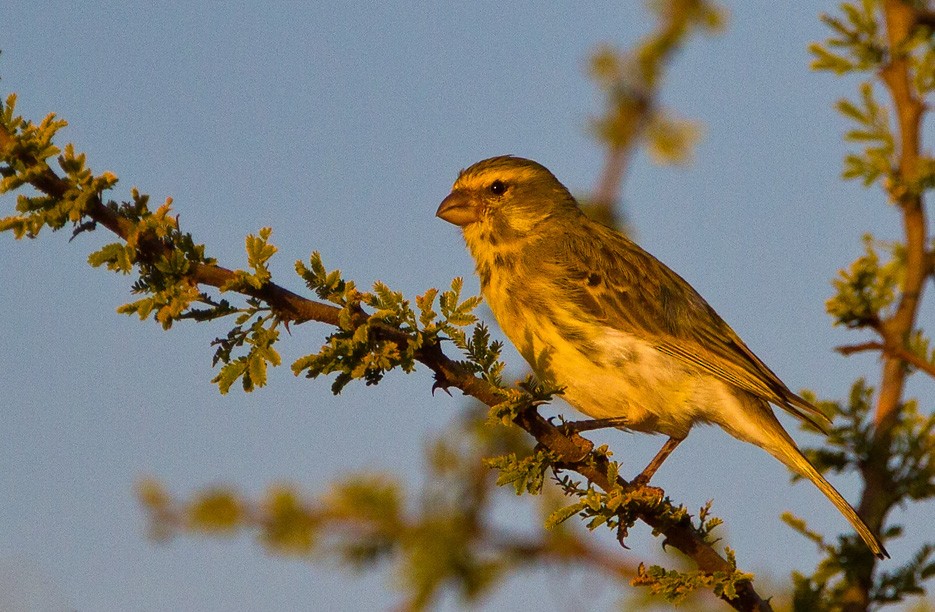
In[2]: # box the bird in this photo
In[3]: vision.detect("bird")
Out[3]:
[435,155,887,559]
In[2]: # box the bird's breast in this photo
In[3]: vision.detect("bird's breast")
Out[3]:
[483,279,701,438]
[465,230,714,438]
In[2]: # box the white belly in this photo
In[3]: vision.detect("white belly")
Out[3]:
[508,318,730,439]
[564,330,703,435]
[479,264,740,439]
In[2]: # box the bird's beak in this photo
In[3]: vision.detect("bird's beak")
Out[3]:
[436,190,481,227]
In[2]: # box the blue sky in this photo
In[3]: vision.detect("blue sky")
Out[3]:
[1,1,931,610]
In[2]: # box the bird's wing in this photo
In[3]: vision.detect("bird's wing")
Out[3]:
[547,220,831,432]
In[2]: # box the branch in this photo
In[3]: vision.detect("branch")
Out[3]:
[0,128,341,326]
[488,528,640,580]
[591,3,708,220]
[836,2,932,609]
[835,341,935,379]
[875,0,929,429]
[0,124,772,611]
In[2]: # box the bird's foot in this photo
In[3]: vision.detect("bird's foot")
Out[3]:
[628,481,665,501]
[630,469,664,498]
[631,472,653,489]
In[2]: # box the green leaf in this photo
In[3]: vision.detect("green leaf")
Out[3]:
[213,359,248,395]
[545,501,588,529]
[88,242,136,273]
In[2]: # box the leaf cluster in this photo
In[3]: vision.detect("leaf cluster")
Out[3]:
[586,0,723,164]
[787,512,934,611]
[588,44,703,165]
[138,476,402,560]
[107,198,217,330]
[137,406,636,610]
[0,94,107,238]
[544,455,700,548]
[790,380,935,607]
[631,548,754,605]
[211,310,281,394]
[811,1,935,197]
[809,0,886,74]
[838,83,896,187]
[204,228,289,393]
[485,375,559,427]
[485,448,557,496]
[220,226,278,292]
[292,258,487,394]
[826,234,903,329]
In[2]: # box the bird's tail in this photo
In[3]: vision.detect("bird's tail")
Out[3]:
[762,428,888,559]
[722,396,888,559]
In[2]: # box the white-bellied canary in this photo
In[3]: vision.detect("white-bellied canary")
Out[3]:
[436,155,887,559]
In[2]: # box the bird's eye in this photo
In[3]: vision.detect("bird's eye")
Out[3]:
[489,180,507,195]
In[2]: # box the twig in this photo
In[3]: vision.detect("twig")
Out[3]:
[836,341,935,378]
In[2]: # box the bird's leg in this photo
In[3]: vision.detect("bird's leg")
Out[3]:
[632,436,684,487]
[559,416,630,434]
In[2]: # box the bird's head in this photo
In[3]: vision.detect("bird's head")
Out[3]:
[436,156,579,240]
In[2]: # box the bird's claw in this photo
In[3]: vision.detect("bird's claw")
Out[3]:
[628,480,664,500]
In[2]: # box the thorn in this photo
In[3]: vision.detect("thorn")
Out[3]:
[616,524,631,548]
[69,219,97,241]
[431,379,452,397]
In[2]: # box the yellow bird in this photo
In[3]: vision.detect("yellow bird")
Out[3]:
[436,155,887,559]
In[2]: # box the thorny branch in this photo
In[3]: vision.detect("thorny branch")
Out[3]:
[0,121,772,611]
[839,2,932,610]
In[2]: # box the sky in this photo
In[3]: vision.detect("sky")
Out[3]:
[1,1,932,611]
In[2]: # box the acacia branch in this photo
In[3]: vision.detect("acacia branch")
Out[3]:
[0,124,771,611]
[835,341,935,379]
[841,2,930,610]
[487,528,640,581]
[875,0,929,429]
[592,3,699,219]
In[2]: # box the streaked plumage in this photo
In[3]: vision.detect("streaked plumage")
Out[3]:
[436,155,886,559]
